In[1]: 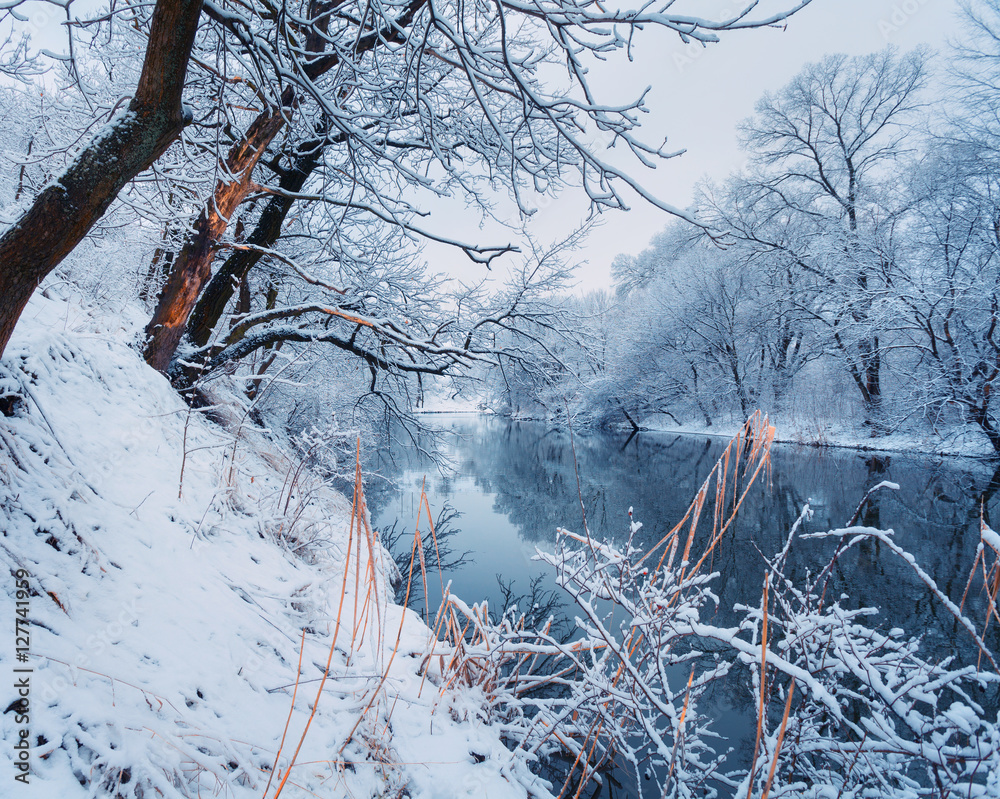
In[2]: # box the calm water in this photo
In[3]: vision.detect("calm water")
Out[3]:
[368,414,999,792]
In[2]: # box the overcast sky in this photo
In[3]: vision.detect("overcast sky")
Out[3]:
[480,0,966,290]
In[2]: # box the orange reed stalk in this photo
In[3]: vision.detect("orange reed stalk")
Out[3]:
[335,500,426,758]
[747,575,770,799]
[263,629,307,798]
[761,679,795,799]
[271,438,362,799]
[666,665,697,785]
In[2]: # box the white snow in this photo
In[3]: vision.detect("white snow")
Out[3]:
[2,281,998,799]
[0,286,541,798]
[982,522,1000,555]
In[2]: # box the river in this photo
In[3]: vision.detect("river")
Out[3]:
[367,414,999,795]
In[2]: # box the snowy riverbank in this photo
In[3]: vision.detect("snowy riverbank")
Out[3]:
[492,408,999,461]
[0,286,541,798]
[630,413,999,459]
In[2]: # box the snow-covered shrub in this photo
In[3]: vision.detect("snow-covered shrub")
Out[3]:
[254,421,362,557]
[733,515,999,798]
[415,414,776,796]
[419,413,1000,797]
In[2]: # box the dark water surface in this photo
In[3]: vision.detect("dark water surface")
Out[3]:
[368,414,1000,792]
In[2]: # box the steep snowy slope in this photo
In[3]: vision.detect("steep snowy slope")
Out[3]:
[0,286,544,798]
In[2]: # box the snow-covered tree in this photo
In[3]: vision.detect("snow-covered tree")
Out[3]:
[714,47,929,432]
[0,0,818,384]
[0,0,202,356]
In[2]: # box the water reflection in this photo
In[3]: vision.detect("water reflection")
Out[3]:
[368,415,999,791]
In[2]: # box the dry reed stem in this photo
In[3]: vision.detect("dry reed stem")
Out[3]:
[335,482,425,759]
[979,526,1000,634]
[417,614,447,695]
[351,473,363,656]
[747,575,770,799]
[640,412,774,575]
[271,438,361,799]
[684,423,775,580]
[336,569,412,758]
[39,655,177,714]
[418,586,454,698]
[414,480,431,623]
[419,483,447,605]
[980,555,1000,634]
[263,628,306,799]
[970,520,1000,671]
[551,414,776,794]
[666,665,696,785]
[570,720,609,799]
[554,714,604,798]
[439,604,477,692]
[761,679,795,799]
[350,481,383,669]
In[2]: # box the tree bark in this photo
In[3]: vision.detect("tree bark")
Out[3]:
[143,98,291,372]
[973,401,1000,455]
[142,0,428,375]
[0,0,203,358]
[186,141,324,351]
[861,335,883,430]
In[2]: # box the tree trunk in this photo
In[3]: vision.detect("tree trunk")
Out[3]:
[972,399,1000,455]
[143,98,291,372]
[0,0,203,358]
[164,143,325,392]
[186,141,324,351]
[859,334,883,432]
[142,0,428,375]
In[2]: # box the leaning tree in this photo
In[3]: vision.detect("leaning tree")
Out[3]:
[0,0,203,356]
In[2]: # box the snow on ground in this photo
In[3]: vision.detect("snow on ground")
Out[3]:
[0,286,540,798]
[629,413,999,459]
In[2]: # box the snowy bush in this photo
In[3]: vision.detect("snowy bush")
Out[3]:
[422,414,1000,797]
